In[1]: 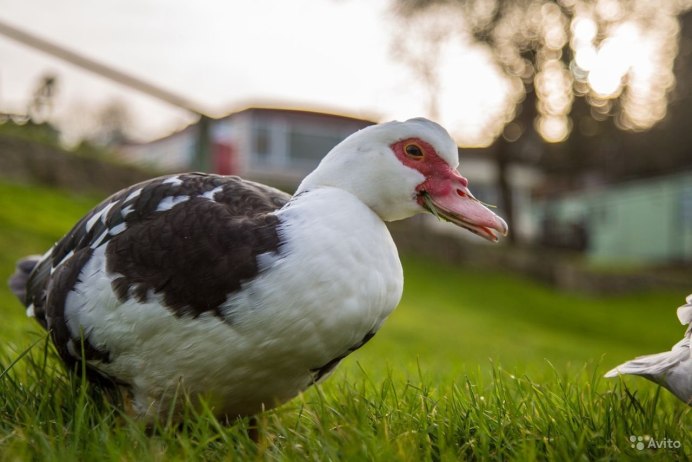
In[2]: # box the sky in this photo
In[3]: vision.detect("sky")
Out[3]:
[0,0,512,145]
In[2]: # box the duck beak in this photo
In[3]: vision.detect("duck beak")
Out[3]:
[417,169,509,242]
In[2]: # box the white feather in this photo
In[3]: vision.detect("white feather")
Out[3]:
[85,201,116,232]
[202,186,223,201]
[121,204,135,218]
[605,293,692,405]
[123,187,143,203]
[90,232,108,250]
[677,295,692,325]
[155,195,190,212]
[108,222,127,236]
[162,176,183,186]
[50,249,74,275]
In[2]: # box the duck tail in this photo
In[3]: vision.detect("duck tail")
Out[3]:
[8,255,42,305]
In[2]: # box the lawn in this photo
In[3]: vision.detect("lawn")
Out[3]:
[0,180,689,460]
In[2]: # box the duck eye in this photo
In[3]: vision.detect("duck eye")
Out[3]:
[405,144,423,158]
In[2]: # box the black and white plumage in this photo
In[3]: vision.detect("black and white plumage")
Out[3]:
[9,118,508,422]
[605,294,692,405]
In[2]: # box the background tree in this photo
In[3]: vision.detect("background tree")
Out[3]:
[393,0,692,243]
[87,99,132,147]
[58,98,134,151]
[27,73,58,124]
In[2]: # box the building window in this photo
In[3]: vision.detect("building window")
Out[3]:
[252,126,271,159]
[288,130,343,168]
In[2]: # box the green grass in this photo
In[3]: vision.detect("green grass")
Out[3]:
[0,180,690,460]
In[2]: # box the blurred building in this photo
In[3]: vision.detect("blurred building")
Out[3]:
[117,106,544,242]
[118,107,374,190]
[536,171,692,264]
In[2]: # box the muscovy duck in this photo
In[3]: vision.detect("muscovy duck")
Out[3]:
[9,118,508,421]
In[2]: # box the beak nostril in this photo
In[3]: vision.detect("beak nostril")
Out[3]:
[456,189,466,197]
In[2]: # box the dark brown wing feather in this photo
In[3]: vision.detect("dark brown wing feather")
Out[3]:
[18,173,291,367]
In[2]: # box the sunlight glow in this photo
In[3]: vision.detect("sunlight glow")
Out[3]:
[536,115,571,143]
[568,0,684,132]
[533,5,574,143]
[535,59,573,142]
[400,0,690,144]
[392,5,520,147]
[587,22,640,97]
[439,43,518,147]
[3,0,691,145]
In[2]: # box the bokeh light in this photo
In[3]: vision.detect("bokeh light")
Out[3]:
[399,0,692,144]
[569,0,686,131]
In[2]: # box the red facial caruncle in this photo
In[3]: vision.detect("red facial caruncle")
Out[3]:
[390,138,509,242]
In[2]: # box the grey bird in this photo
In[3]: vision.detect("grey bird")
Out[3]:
[605,294,692,405]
